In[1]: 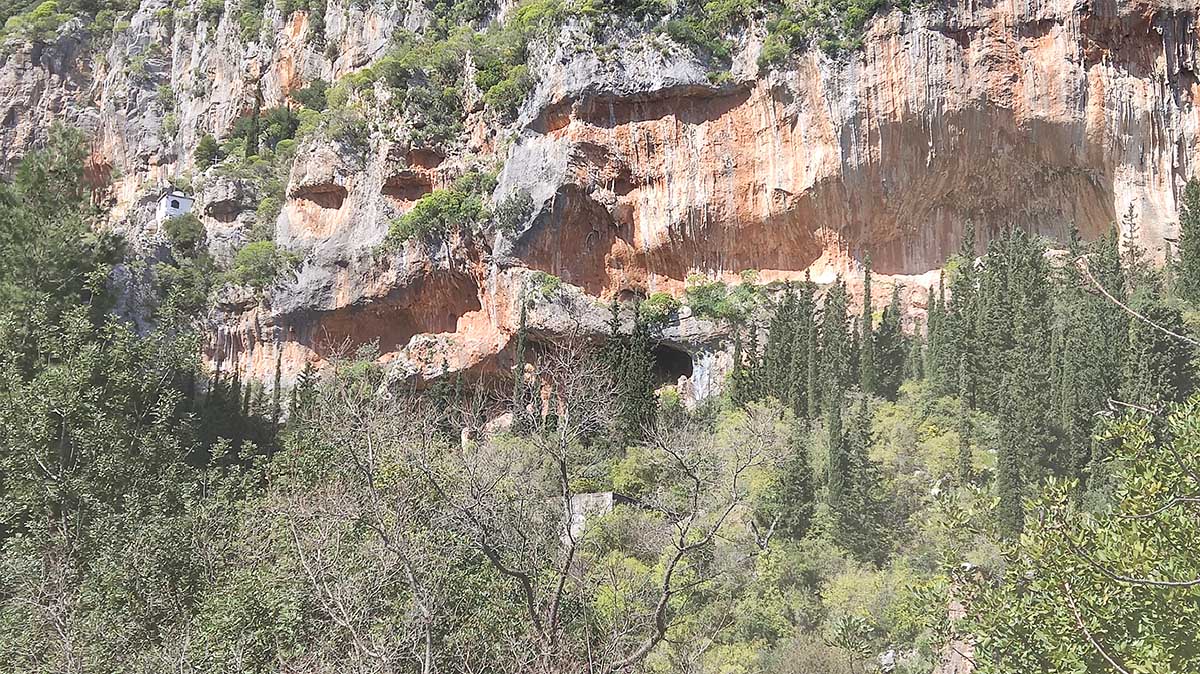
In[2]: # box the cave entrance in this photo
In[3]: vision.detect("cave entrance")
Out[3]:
[651,344,693,387]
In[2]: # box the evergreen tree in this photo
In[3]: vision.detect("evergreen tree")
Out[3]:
[766,421,815,540]
[904,331,924,381]
[290,361,318,420]
[785,280,817,417]
[1006,228,1056,479]
[995,376,1025,538]
[1121,301,1194,407]
[820,278,852,403]
[943,221,978,403]
[1177,179,1200,303]
[838,396,883,562]
[617,303,658,442]
[1053,227,1126,476]
[956,355,973,484]
[874,285,905,400]
[859,255,877,396]
[805,280,821,417]
[511,297,531,434]
[825,390,847,513]
[763,283,799,402]
[924,277,947,387]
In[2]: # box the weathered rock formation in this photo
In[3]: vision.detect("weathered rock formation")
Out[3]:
[2,0,1198,396]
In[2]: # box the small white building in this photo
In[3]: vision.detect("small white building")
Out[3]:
[155,188,194,221]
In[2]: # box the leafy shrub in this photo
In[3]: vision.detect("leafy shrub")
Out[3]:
[640,292,680,323]
[163,213,205,254]
[290,78,328,111]
[385,169,496,246]
[683,273,761,322]
[227,241,296,290]
[260,107,299,150]
[482,64,534,117]
[195,134,223,169]
[494,189,534,234]
[530,270,562,298]
[161,111,180,139]
[1,0,70,43]
[235,0,265,41]
[387,188,487,246]
[200,0,224,22]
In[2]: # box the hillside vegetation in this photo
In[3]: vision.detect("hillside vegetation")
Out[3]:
[4,127,1200,673]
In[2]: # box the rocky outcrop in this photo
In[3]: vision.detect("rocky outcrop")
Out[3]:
[1,0,1198,398]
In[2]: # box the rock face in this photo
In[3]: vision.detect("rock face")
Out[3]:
[1,0,1198,395]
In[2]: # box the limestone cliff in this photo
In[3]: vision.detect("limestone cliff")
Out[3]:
[1,0,1198,398]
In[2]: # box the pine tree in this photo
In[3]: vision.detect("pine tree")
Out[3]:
[859,255,877,395]
[1177,179,1200,303]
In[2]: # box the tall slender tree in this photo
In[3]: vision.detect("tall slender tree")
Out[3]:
[859,255,877,396]
[1176,179,1200,303]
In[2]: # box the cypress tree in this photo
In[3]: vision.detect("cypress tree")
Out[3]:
[290,361,317,420]
[1007,228,1056,482]
[1177,179,1200,303]
[771,421,816,539]
[975,233,1016,412]
[820,278,852,403]
[825,388,847,513]
[945,221,978,403]
[838,396,882,562]
[860,255,877,395]
[511,298,530,434]
[786,280,817,417]
[956,354,973,484]
[996,377,1025,538]
[874,285,905,400]
[904,331,924,381]
[1053,227,1126,476]
[924,277,946,386]
[804,275,821,417]
[764,283,799,401]
[1121,301,1193,407]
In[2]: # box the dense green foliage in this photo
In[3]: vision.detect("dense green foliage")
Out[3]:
[384,170,496,247]
[964,400,1200,672]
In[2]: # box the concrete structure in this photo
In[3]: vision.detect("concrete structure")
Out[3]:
[155,188,194,222]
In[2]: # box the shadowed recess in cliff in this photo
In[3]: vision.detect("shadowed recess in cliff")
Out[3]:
[293,183,348,209]
[286,271,483,358]
[651,343,693,386]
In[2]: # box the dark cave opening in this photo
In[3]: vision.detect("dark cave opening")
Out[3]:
[652,344,693,387]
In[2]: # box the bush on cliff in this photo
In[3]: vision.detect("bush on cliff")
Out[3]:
[227,240,297,290]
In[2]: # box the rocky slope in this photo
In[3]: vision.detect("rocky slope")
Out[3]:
[2,0,1198,398]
